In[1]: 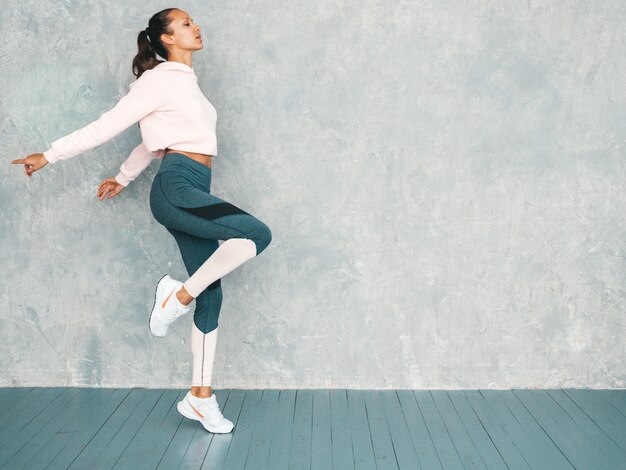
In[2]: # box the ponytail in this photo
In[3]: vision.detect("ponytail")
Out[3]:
[132,8,178,79]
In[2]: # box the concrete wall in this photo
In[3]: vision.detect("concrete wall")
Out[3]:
[2,0,624,388]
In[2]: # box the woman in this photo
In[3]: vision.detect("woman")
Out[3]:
[11,8,272,434]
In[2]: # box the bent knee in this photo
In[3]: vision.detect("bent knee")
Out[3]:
[248,221,272,255]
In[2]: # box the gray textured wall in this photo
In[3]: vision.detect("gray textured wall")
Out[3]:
[2,1,624,389]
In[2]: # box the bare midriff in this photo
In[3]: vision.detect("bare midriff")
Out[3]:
[164,148,213,168]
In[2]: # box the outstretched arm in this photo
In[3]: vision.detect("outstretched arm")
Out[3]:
[115,142,165,187]
[43,70,164,164]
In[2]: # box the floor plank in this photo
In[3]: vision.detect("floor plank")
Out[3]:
[0,387,70,450]
[496,389,573,469]
[364,390,399,469]
[0,387,623,470]
[329,389,354,470]
[245,389,280,469]
[201,389,246,469]
[289,389,313,469]
[311,390,333,470]
[432,390,485,469]
[67,388,149,469]
[91,389,165,469]
[513,389,607,469]
[597,389,626,417]
[415,390,464,469]
[464,390,531,469]
[548,389,626,468]
[222,389,263,470]
[113,389,187,470]
[1,388,96,469]
[380,390,421,469]
[447,390,508,469]
[34,388,132,470]
[265,389,297,470]
[347,390,377,470]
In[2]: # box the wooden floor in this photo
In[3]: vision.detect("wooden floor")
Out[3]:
[0,388,624,469]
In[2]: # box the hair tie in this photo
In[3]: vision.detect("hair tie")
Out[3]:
[144,27,151,40]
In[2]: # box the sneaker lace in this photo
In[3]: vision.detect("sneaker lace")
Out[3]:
[203,398,225,421]
[164,309,179,324]
[165,302,189,324]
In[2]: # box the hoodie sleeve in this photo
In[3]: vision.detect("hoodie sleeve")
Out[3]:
[43,70,164,164]
[114,142,165,187]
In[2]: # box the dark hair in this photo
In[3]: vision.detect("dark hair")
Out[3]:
[132,8,178,78]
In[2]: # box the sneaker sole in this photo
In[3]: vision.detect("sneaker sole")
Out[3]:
[149,274,168,337]
[176,401,234,433]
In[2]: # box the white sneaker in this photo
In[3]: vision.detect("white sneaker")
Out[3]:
[177,391,234,433]
[149,274,191,337]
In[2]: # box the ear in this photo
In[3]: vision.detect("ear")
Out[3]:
[160,33,175,46]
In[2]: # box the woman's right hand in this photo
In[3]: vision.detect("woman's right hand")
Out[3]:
[97,177,125,200]
[11,153,49,177]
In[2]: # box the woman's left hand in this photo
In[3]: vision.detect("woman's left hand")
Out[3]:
[97,177,126,200]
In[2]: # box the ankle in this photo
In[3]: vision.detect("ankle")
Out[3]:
[176,287,193,306]
[191,386,212,398]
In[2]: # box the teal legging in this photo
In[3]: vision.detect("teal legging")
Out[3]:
[149,152,272,333]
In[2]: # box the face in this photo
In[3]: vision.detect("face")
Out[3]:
[161,9,203,53]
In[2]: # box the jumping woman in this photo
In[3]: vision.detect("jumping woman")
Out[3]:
[11,8,272,434]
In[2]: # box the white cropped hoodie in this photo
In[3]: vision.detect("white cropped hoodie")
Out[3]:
[42,60,217,186]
